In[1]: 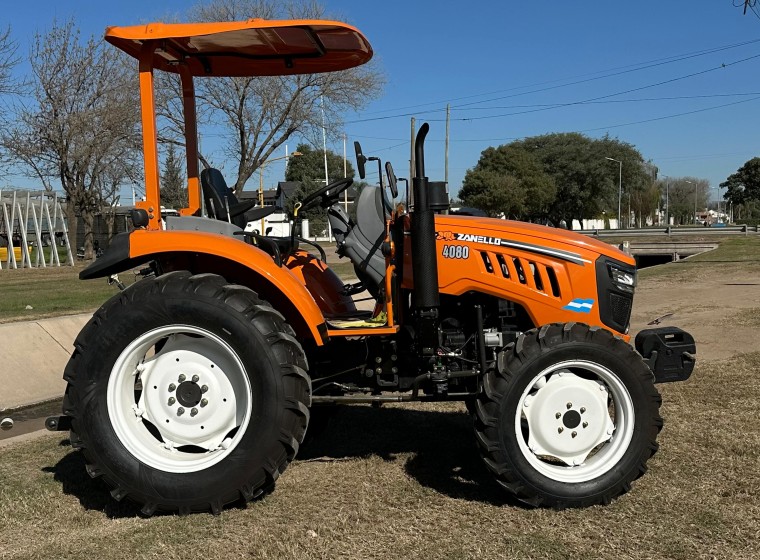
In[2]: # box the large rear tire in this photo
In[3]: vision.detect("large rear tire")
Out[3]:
[474,322,662,508]
[63,271,310,515]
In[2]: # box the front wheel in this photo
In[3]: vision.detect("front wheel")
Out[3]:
[474,323,662,508]
[63,271,310,515]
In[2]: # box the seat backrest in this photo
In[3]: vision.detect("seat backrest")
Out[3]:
[341,186,388,294]
[201,168,246,228]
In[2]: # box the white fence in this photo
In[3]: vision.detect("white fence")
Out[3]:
[0,190,74,270]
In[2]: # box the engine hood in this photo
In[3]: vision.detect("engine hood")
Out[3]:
[434,215,634,266]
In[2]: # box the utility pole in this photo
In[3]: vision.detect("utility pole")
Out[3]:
[320,95,331,241]
[445,104,450,186]
[410,117,416,209]
[343,133,348,212]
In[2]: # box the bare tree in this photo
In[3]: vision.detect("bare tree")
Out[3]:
[158,0,385,194]
[1,20,141,259]
[0,26,20,98]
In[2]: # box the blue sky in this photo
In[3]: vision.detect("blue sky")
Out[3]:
[4,1,760,203]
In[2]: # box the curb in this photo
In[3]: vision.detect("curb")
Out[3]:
[0,313,90,410]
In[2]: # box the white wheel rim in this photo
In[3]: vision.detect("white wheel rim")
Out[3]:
[514,360,635,483]
[107,325,252,473]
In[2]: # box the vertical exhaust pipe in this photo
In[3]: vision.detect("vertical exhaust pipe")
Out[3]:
[411,123,440,357]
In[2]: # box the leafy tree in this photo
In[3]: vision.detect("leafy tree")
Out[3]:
[721,157,760,221]
[459,168,525,218]
[158,0,385,195]
[463,132,650,228]
[665,177,710,225]
[1,20,140,259]
[160,144,187,209]
[461,144,554,219]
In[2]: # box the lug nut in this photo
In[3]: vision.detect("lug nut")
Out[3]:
[391,354,398,361]
[580,407,586,414]
[201,385,208,393]
[375,356,382,364]
[391,367,398,374]
[571,431,577,438]
[558,427,564,433]
[365,369,374,377]
[566,402,572,409]
[200,398,208,408]
[192,374,199,383]
[555,412,561,419]
[375,367,383,374]
[168,397,176,406]
[178,374,186,382]
[190,408,198,417]
[168,383,176,392]
[177,407,185,416]
[583,421,588,428]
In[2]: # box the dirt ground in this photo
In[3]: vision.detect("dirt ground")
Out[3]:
[630,245,760,360]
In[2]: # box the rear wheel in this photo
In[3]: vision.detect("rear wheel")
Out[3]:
[474,322,662,508]
[63,271,310,515]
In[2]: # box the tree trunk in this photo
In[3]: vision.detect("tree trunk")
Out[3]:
[81,210,95,260]
[106,211,115,244]
[65,202,78,257]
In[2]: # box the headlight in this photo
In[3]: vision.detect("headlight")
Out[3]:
[610,266,636,293]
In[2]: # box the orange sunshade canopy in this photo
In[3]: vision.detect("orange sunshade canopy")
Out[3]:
[105,19,373,76]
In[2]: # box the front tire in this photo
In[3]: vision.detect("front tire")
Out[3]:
[63,271,310,515]
[474,323,662,508]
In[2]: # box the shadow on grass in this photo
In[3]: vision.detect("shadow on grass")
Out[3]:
[41,443,143,518]
[299,405,521,507]
[42,406,523,516]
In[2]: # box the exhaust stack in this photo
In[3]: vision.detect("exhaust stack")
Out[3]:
[411,123,440,357]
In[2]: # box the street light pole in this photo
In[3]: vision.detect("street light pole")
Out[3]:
[606,157,622,228]
[685,180,696,224]
[661,175,669,226]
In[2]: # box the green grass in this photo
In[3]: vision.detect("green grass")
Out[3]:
[0,264,118,323]
[0,250,356,323]
[638,235,760,282]
[1,353,759,559]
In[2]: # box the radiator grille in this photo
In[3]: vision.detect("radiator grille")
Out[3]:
[480,251,562,299]
[610,292,633,327]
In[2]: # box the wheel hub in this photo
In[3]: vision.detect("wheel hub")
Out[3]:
[106,329,252,471]
[523,371,615,466]
[176,381,202,407]
[562,409,581,429]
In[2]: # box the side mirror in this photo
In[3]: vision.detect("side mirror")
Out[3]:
[385,162,399,199]
[354,141,367,180]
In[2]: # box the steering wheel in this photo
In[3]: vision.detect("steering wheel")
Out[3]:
[301,178,353,211]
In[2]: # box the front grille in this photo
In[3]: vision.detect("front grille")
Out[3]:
[610,292,633,328]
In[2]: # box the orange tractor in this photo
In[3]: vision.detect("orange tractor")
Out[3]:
[48,18,695,515]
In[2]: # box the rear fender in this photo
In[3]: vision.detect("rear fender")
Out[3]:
[81,230,329,345]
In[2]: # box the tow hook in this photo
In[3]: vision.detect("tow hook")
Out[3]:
[45,416,72,432]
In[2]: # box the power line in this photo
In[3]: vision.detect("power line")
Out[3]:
[347,92,760,143]
[580,95,760,133]
[354,36,760,117]
[437,52,760,123]
[446,92,760,112]
[346,50,760,124]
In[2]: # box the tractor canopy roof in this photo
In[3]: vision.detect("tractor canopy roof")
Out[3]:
[105,19,373,77]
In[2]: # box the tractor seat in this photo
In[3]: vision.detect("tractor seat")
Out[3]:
[201,168,257,228]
